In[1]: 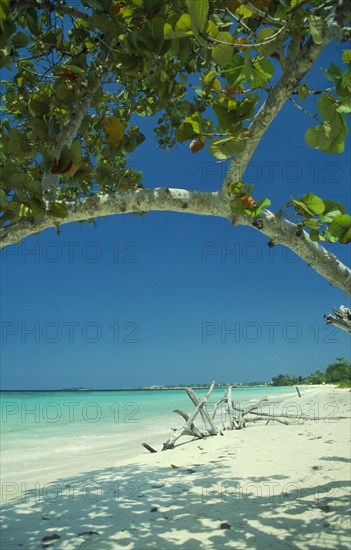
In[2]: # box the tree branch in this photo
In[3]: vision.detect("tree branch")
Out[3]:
[223,37,326,188]
[0,188,350,296]
[223,0,351,190]
[0,188,230,248]
[236,209,351,297]
[42,58,113,206]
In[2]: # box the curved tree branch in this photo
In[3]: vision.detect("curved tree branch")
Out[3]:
[0,189,230,248]
[235,209,351,297]
[0,189,350,296]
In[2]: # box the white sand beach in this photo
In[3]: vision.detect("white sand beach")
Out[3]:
[1,385,350,549]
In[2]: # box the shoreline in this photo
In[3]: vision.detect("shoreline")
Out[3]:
[0,385,318,494]
[1,385,350,548]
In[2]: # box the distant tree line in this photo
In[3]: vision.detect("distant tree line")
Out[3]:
[271,358,351,388]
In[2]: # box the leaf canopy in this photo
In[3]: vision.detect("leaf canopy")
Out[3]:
[0,0,349,245]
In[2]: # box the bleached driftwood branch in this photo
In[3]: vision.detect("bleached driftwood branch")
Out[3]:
[143,382,351,453]
[162,381,216,450]
[324,306,351,334]
[185,385,218,435]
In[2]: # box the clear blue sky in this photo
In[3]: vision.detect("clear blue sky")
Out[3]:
[0,43,350,390]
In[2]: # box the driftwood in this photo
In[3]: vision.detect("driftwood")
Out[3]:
[142,381,349,453]
[211,396,227,420]
[172,409,208,438]
[324,305,351,335]
[142,443,157,453]
[185,385,218,435]
[162,381,216,450]
[226,386,237,429]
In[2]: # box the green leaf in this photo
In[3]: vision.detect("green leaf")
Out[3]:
[25,8,40,36]
[28,93,50,116]
[323,114,348,154]
[228,182,246,197]
[225,55,246,86]
[164,14,192,38]
[186,0,209,32]
[297,84,308,102]
[309,230,320,242]
[213,98,240,131]
[61,64,86,75]
[230,197,246,215]
[7,128,22,156]
[212,32,234,67]
[55,82,74,102]
[47,202,69,218]
[251,198,271,216]
[57,145,73,172]
[7,128,31,157]
[96,161,113,187]
[0,188,8,209]
[300,193,326,215]
[321,63,341,83]
[300,219,321,230]
[30,117,50,141]
[0,0,10,25]
[235,4,253,19]
[175,112,201,142]
[249,57,274,88]
[102,116,125,148]
[70,140,82,163]
[205,19,219,39]
[12,31,29,49]
[309,15,324,45]
[319,199,345,223]
[340,227,351,244]
[329,215,351,242]
[339,66,351,96]
[209,137,246,160]
[336,97,351,114]
[257,28,279,56]
[238,94,259,119]
[293,193,325,217]
[342,50,351,64]
[28,197,46,216]
[317,94,337,120]
[305,125,332,151]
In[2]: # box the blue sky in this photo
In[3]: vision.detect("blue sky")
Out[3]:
[1,42,350,389]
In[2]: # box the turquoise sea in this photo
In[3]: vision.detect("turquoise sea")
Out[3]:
[0,387,298,496]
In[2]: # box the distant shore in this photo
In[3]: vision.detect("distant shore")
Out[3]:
[0,382,325,392]
[1,385,350,549]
